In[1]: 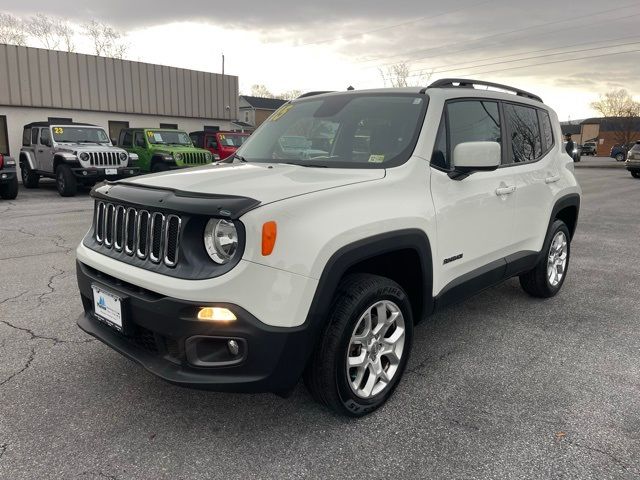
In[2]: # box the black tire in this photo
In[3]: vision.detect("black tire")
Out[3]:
[615,153,625,162]
[304,273,414,417]
[20,161,40,188]
[631,171,640,179]
[0,176,18,199]
[151,162,169,173]
[519,220,571,298]
[55,164,77,197]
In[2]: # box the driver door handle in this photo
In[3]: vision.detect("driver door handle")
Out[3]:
[495,185,516,196]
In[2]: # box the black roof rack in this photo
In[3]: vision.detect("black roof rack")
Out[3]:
[423,78,543,103]
[297,91,335,99]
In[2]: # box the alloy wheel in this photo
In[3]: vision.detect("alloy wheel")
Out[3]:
[547,231,568,287]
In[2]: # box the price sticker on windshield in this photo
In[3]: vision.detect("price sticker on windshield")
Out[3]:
[269,104,293,122]
[368,155,385,163]
[53,127,64,135]
[146,131,154,137]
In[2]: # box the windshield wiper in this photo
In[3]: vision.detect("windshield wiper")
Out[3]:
[282,162,328,168]
[232,153,247,162]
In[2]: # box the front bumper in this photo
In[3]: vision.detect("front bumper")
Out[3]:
[72,166,140,180]
[76,261,314,394]
[626,161,640,171]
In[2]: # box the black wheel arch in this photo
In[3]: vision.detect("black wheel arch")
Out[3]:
[548,193,580,241]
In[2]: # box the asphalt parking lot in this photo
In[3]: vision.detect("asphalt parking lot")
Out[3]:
[0,168,639,480]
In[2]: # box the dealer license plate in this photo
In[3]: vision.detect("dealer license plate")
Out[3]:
[92,285,123,330]
[105,168,118,175]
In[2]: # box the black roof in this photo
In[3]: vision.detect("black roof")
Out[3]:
[240,95,287,110]
[24,121,97,128]
[561,124,581,135]
[581,117,640,131]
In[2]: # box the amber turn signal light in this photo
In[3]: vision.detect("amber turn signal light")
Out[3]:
[262,221,277,256]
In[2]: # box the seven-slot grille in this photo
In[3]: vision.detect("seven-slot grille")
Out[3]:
[89,151,123,166]
[182,152,209,165]
[95,201,181,267]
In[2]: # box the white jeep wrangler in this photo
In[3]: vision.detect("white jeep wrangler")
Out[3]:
[76,79,581,416]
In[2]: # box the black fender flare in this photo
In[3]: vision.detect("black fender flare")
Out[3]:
[19,151,36,170]
[547,193,580,240]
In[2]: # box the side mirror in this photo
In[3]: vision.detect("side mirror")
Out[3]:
[451,141,501,178]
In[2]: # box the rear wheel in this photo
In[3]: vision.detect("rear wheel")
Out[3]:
[615,153,625,162]
[56,164,77,197]
[632,171,640,179]
[304,274,413,416]
[520,220,571,298]
[0,176,18,199]
[20,161,40,188]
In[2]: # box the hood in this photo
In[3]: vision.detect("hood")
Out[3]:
[119,162,385,205]
[152,145,209,155]
[57,144,127,154]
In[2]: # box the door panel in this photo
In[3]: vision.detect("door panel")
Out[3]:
[37,128,54,172]
[431,168,516,293]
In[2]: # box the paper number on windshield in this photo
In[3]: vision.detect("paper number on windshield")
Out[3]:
[219,134,225,140]
[53,127,64,135]
[269,104,293,122]
[146,131,153,137]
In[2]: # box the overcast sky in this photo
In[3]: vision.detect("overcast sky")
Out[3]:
[3,0,640,120]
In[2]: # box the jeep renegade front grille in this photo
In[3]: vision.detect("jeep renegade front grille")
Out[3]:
[95,202,181,267]
[182,152,208,165]
[89,152,121,166]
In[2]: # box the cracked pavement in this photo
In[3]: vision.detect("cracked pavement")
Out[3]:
[0,173,639,480]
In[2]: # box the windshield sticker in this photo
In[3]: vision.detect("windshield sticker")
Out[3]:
[146,131,154,137]
[153,133,163,142]
[412,98,423,105]
[219,134,226,140]
[53,127,64,135]
[269,104,293,122]
[368,154,385,163]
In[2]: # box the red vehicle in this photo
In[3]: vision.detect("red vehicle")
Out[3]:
[189,131,249,161]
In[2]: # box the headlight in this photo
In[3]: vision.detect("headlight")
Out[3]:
[118,151,128,161]
[205,152,212,161]
[174,153,183,162]
[79,152,90,161]
[204,219,238,264]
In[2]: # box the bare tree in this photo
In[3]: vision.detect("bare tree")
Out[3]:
[26,13,60,49]
[57,21,75,52]
[250,84,275,98]
[591,89,640,145]
[280,89,302,100]
[0,12,27,46]
[379,62,432,88]
[83,20,128,59]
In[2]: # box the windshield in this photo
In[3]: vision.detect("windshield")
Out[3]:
[216,133,248,148]
[146,130,192,146]
[52,126,110,144]
[237,94,428,168]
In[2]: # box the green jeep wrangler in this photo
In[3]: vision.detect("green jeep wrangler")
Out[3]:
[117,128,213,172]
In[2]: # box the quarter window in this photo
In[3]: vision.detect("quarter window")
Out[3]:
[430,115,448,170]
[505,104,542,163]
[538,110,554,152]
[448,100,502,164]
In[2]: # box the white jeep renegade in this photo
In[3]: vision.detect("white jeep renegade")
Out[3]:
[76,79,581,416]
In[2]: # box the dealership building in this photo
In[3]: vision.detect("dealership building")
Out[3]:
[0,43,240,165]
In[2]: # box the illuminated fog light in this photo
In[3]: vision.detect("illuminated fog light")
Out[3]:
[197,307,237,322]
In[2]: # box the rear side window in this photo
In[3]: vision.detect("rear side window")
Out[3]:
[538,110,554,152]
[505,104,542,163]
[31,128,39,145]
[120,130,133,147]
[23,127,31,147]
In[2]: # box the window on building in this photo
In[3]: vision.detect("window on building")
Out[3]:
[108,121,129,144]
[47,117,72,124]
[504,103,542,163]
[447,100,502,165]
[0,116,9,155]
[159,123,178,129]
[204,125,220,132]
[244,111,249,123]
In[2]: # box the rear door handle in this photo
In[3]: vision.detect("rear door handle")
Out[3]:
[545,175,560,184]
[495,186,516,196]
[38,149,44,153]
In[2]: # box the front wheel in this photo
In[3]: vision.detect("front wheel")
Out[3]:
[0,176,18,199]
[615,153,625,162]
[520,220,571,298]
[56,164,77,197]
[304,274,413,416]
